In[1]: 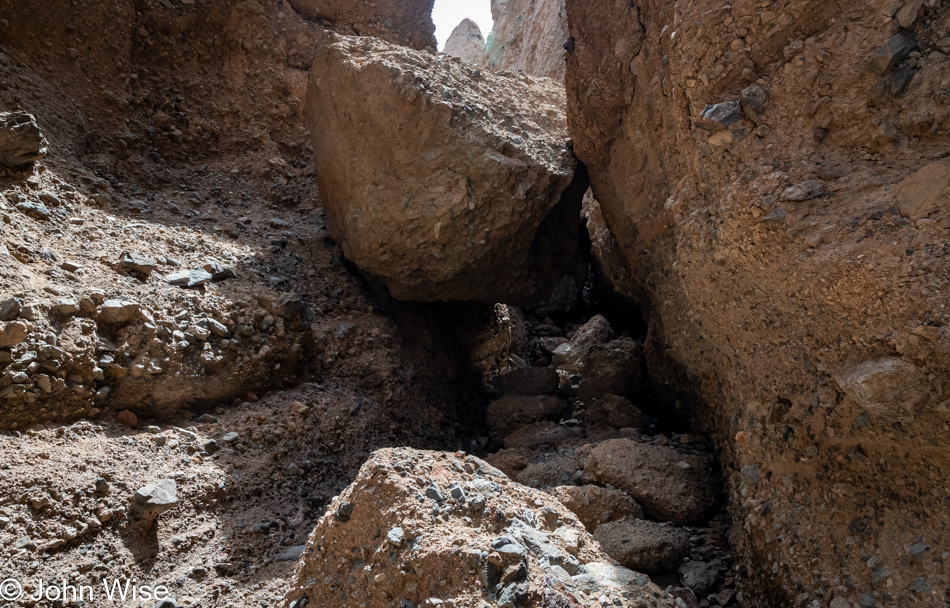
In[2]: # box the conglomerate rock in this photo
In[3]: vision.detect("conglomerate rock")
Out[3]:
[284,447,674,608]
[565,0,950,604]
[285,0,436,50]
[306,34,585,305]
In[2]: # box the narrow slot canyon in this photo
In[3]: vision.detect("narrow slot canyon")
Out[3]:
[1,1,949,608]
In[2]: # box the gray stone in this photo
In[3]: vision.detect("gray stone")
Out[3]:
[119,251,157,277]
[866,33,917,76]
[99,300,140,324]
[836,357,930,420]
[387,526,405,548]
[0,297,21,321]
[740,464,761,484]
[762,207,787,222]
[288,597,309,608]
[0,112,48,167]
[678,560,719,595]
[222,432,240,443]
[14,535,34,550]
[695,101,743,131]
[15,201,51,220]
[202,261,237,281]
[276,545,306,562]
[165,268,212,288]
[131,479,178,521]
[740,85,769,122]
[593,518,690,575]
[781,180,825,202]
[335,501,354,521]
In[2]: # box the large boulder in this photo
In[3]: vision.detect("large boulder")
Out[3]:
[584,439,718,525]
[549,485,644,532]
[285,0,436,50]
[284,447,674,608]
[306,34,586,305]
[443,18,488,65]
[487,395,565,444]
[593,518,690,575]
[565,0,950,602]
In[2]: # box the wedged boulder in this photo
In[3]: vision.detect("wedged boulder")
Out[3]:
[0,112,48,167]
[549,485,644,532]
[443,18,488,65]
[556,314,614,372]
[594,518,690,575]
[493,366,560,397]
[487,395,565,444]
[485,447,536,479]
[284,447,674,608]
[305,34,586,305]
[584,439,718,525]
[285,0,436,50]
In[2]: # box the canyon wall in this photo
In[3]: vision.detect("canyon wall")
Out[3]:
[484,0,568,81]
[565,0,950,605]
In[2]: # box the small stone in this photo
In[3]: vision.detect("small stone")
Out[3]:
[196,414,217,423]
[99,299,140,324]
[0,112,48,167]
[762,207,787,222]
[15,201,50,220]
[0,320,28,348]
[202,261,238,281]
[740,464,761,484]
[165,268,213,288]
[0,297,21,321]
[288,597,309,608]
[52,299,79,315]
[131,479,178,521]
[897,0,923,28]
[118,251,157,277]
[222,431,240,443]
[695,101,743,131]
[678,560,719,595]
[781,180,825,201]
[95,478,110,494]
[866,33,917,76]
[387,526,405,547]
[13,535,34,550]
[276,545,306,562]
[740,84,768,122]
[116,410,138,428]
[335,501,354,521]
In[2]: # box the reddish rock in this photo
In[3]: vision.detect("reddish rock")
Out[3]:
[116,410,138,428]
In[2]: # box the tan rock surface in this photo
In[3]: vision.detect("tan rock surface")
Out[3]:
[306,34,586,305]
[284,447,674,608]
[565,0,950,602]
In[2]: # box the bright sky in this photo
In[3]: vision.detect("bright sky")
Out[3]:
[431,0,494,51]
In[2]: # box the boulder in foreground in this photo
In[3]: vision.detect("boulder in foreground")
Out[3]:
[284,447,674,608]
[305,35,585,305]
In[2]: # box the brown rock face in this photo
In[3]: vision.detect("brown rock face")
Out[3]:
[306,34,586,305]
[443,18,488,65]
[565,0,950,603]
[584,439,718,525]
[284,447,674,608]
[285,0,436,50]
[485,0,568,81]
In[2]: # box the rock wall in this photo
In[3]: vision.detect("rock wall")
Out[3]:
[443,18,488,66]
[484,0,568,81]
[566,0,950,605]
[285,0,436,50]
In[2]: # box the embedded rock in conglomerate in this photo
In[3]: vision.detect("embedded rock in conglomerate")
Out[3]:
[305,34,585,305]
[284,447,674,608]
[443,18,488,66]
[285,0,436,50]
[0,112,48,167]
